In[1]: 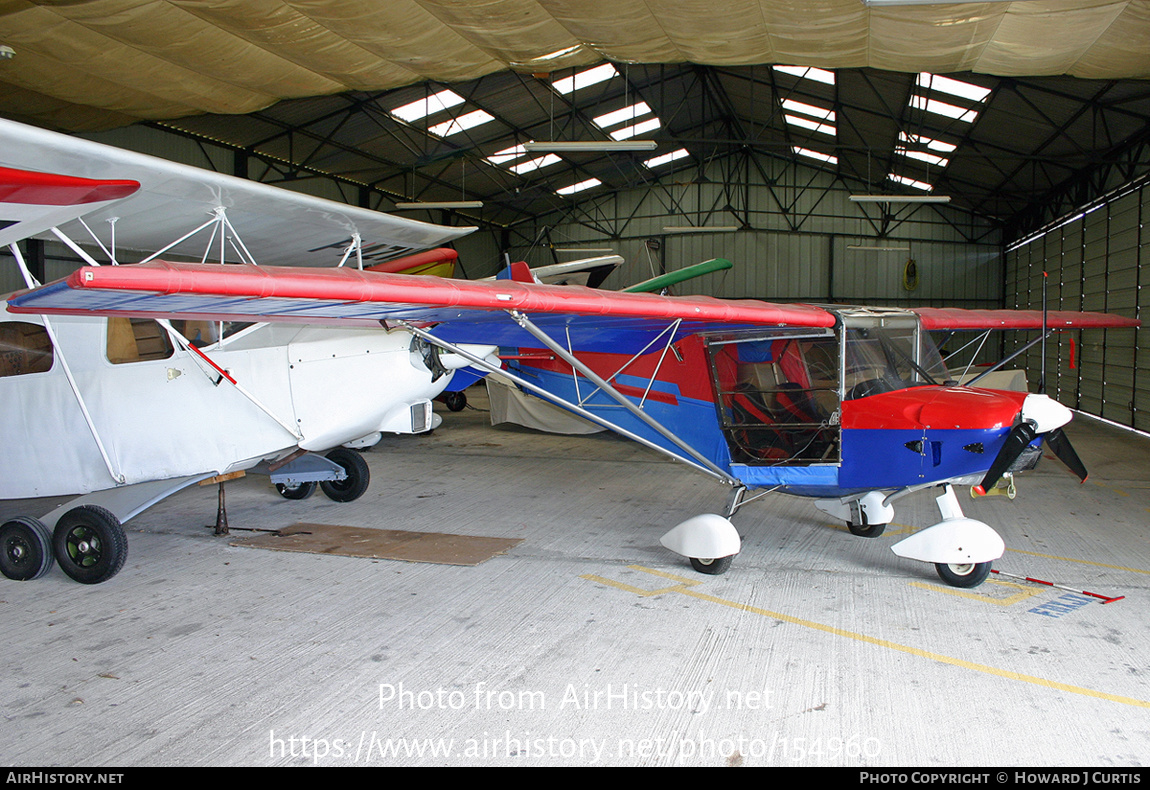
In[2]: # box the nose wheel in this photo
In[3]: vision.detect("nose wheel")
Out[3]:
[935,561,993,588]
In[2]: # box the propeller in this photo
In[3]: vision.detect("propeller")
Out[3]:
[974,394,1087,495]
[1044,426,1088,483]
[974,420,1037,496]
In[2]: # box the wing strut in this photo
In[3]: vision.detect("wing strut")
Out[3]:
[507,310,740,486]
[399,320,740,487]
[965,331,1053,387]
[9,243,123,484]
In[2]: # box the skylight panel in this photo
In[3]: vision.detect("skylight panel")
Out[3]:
[390,89,465,122]
[916,73,991,103]
[785,114,836,137]
[888,172,933,191]
[427,109,495,137]
[486,143,529,165]
[556,177,602,195]
[898,132,957,154]
[781,99,835,122]
[609,117,661,141]
[593,102,652,130]
[644,148,690,169]
[895,146,949,168]
[773,65,835,85]
[552,63,618,95]
[793,146,838,165]
[908,94,978,123]
[509,154,562,175]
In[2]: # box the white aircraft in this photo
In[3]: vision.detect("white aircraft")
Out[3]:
[0,118,498,585]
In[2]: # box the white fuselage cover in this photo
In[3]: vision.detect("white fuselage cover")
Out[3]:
[0,308,447,498]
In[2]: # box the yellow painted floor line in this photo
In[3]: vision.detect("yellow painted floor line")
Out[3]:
[583,566,1150,710]
[1005,547,1150,575]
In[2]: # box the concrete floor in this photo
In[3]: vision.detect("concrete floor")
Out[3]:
[2,386,1148,767]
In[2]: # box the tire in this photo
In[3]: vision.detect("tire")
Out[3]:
[935,561,992,588]
[442,391,467,412]
[0,517,55,581]
[690,555,733,575]
[52,505,128,585]
[275,481,317,500]
[319,447,370,503]
[847,520,885,538]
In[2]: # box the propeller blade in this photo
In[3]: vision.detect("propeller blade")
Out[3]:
[975,421,1037,495]
[1044,427,1088,483]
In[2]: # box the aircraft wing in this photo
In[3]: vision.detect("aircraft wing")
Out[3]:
[914,307,1140,330]
[10,261,1139,350]
[7,260,836,350]
[0,118,473,264]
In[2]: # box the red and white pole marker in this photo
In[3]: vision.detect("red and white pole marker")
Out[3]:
[991,569,1125,604]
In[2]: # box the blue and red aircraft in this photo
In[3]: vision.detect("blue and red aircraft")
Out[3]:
[10,259,1139,587]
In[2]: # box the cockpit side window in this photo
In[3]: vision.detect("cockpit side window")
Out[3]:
[708,333,841,465]
[106,317,174,364]
[0,321,53,377]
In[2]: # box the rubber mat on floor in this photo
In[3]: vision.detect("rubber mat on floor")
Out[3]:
[230,522,522,566]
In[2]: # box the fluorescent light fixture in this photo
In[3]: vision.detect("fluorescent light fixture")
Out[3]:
[592,101,652,130]
[509,154,562,175]
[552,63,618,94]
[908,94,979,123]
[644,148,690,169]
[393,201,484,210]
[662,225,740,233]
[556,177,602,196]
[523,140,657,152]
[849,194,950,203]
[847,244,911,252]
[793,146,839,165]
[781,99,835,121]
[555,247,616,253]
[427,108,495,138]
[609,117,661,141]
[773,65,835,85]
[390,89,465,122]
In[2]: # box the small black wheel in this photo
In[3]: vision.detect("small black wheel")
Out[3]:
[275,481,317,500]
[0,517,55,581]
[935,561,992,588]
[847,520,885,538]
[690,556,734,575]
[442,391,467,412]
[320,447,370,503]
[52,505,127,585]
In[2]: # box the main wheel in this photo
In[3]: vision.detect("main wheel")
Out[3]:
[935,561,992,588]
[275,481,317,500]
[0,517,54,581]
[319,447,370,503]
[52,505,128,585]
[847,520,885,538]
[690,556,734,575]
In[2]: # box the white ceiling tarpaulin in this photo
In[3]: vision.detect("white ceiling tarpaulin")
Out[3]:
[0,1,1147,131]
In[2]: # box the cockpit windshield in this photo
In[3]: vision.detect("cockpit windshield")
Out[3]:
[843,325,947,400]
